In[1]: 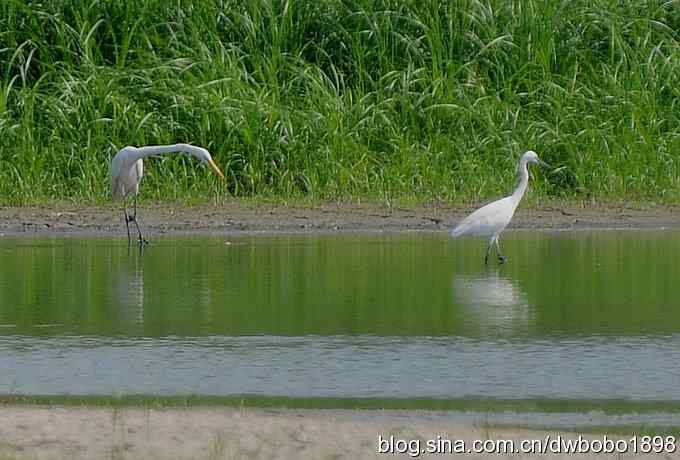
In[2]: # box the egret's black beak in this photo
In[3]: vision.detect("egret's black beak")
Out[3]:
[538,160,551,168]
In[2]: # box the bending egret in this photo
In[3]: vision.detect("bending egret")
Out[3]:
[110,143,224,245]
[451,150,549,264]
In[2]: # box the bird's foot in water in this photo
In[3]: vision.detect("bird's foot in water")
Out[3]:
[498,256,507,264]
[138,238,149,246]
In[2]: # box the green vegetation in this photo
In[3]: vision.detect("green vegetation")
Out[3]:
[1,0,679,204]
[3,394,680,416]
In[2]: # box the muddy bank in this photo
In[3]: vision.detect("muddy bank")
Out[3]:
[0,201,678,236]
[0,406,676,460]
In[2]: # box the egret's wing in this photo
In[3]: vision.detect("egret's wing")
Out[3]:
[110,147,143,199]
[451,197,514,238]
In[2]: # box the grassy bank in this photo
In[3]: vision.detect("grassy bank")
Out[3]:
[4,394,680,416]
[1,0,679,205]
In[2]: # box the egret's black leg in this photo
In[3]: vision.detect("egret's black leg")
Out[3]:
[131,195,148,246]
[132,218,146,246]
[124,208,132,246]
[495,239,507,264]
[484,241,493,265]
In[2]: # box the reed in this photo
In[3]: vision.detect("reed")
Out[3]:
[1,0,679,204]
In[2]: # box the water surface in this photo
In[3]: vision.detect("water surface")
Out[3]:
[1,231,679,409]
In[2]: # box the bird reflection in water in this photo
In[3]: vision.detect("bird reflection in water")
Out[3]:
[114,255,145,326]
[452,271,531,335]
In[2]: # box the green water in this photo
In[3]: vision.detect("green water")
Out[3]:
[1,232,680,409]
[2,231,679,336]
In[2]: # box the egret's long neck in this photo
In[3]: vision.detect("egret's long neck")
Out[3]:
[510,158,530,206]
[127,144,201,162]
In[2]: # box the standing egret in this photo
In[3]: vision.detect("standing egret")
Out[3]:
[110,143,224,245]
[451,150,549,264]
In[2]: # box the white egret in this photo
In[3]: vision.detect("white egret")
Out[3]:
[110,143,224,245]
[451,150,549,264]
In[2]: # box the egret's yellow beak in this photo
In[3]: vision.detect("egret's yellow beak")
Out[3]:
[208,159,225,178]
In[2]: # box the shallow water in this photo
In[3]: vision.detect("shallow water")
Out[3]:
[1,231,680,407]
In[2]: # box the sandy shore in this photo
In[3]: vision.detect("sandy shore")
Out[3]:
[0,201,678,236]
[1,406,676,460]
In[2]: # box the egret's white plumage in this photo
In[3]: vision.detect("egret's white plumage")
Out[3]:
[110,143,224,245]
[451,150,548,264]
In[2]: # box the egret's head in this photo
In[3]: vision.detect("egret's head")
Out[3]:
[523,150,550,168]
[194,147,225,178]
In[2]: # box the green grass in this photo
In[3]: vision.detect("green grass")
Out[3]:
[4,394,680,416]
[1,0,679,205]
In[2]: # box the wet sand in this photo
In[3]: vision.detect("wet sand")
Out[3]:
[0,201,678,236]
[1,406,677,460]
